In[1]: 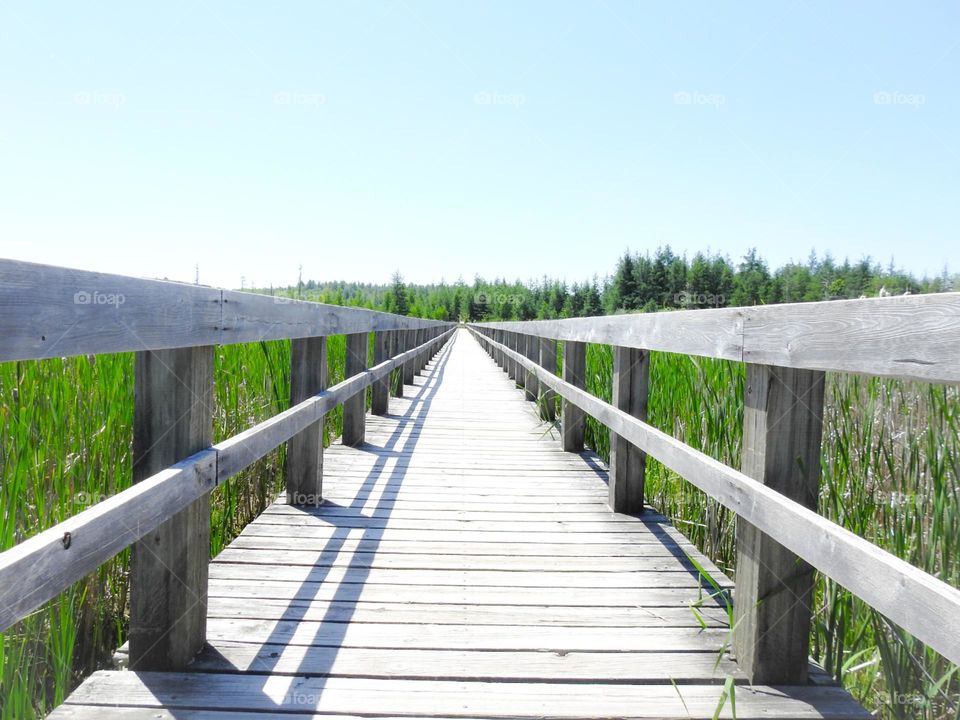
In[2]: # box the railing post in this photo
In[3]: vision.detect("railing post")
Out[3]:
[402,328,416,387]
[391,330,404,398]
[561,340,586,452]
[342,332,368,446]
[129,345,213,670]
[539,337,557,421]
[494,329,504,367]
[416,328,426,373]
[523,334,538,401]
[733,363,826,684]
[371,330,390,415]
[286,337,327,507]
[506,332,517,382]
[609,346,649,513]
[515,333,526,390]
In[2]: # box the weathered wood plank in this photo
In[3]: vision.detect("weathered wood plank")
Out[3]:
[0,259,449,362]
[129,346,213,670]
[189,642,742,681]
[609,345,648,513]
[62,672,870,718]
[285,336,326,506]
[734,363,825,684]
[342,332,368,446]
[561,340,586,452]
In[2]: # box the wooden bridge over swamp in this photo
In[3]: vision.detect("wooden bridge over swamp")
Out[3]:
[3,259,960,718]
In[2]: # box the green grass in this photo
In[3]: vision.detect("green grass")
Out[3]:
[575,343,959,719]
[0,336,351,718]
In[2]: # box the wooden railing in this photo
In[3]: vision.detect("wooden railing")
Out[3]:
[0,259,454,669]
[469,292,960,684]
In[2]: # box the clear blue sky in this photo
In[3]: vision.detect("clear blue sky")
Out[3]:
[2,2,957,289]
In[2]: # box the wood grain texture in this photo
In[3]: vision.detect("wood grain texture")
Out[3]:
[609,346,648,513]
[734,363,825,684]
[285,337,327,506]
[61,672,869,718]
[371,330,390,415]
[473,292,960,383]
[341,332,368,446]
[561,340,586,452]
[0,259,450,362]
[129,345,213,670]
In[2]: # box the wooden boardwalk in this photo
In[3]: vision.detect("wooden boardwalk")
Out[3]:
[51,329,866,719]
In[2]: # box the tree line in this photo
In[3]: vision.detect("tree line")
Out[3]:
[262,247,954,321]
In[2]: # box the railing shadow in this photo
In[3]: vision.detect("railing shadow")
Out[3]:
[172,331,457,712]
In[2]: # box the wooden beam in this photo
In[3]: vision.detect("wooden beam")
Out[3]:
[0,259,446,362]
[561,340,586,452]
[540,337,557,421]
[733,364,825,684]
[129,346,213,671]
[371,330,390,415]
[285,337,327,506]
[391,330,404,398]
[402,329,416,386]
[609,346,648,514]
[523,334,538,401]
[342,332,368,446]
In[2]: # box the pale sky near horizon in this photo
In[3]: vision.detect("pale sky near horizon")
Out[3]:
[1,2,958,290]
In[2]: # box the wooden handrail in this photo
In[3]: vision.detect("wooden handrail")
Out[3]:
[0,259,447,362]
[477,293,960,383]
[0,326,455,634]
[468,326,960,673]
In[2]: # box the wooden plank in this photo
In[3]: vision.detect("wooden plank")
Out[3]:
[285,337,326,506]
[539,337,558,420]
[471,328,960,667]
[62,672,871,718]
[561,340,586,452]
[734,363,825,684]
[342,332,368,446]
[476,309,744,361]
[213,548,712,573]
[205,578,729,607]
[0,259,449,362]
[207,564,720,589]
[129,345,213,670]
[202,617,729,650]
[523,333,538,401]
[371,330,390,415]
[609,346,648,513]
[189,642,743,681]
[742,294,960,383]
[203,597,731,626]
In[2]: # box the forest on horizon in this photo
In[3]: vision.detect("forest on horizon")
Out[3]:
[259,246,956,322]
